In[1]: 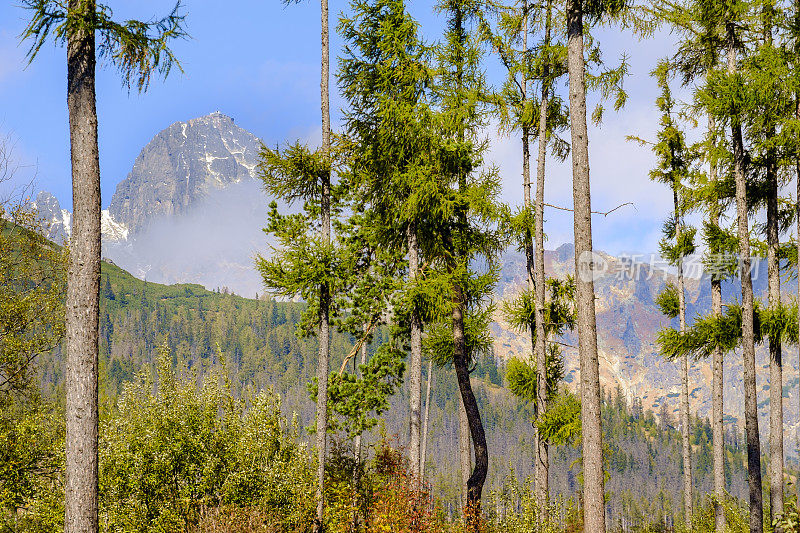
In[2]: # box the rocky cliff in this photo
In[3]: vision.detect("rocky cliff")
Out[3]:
[108,111,261,236]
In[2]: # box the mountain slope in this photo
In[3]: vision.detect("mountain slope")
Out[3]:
[493,246,800,450]
[108,111,262,236]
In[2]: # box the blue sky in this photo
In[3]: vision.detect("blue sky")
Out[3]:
[0,0,680,255]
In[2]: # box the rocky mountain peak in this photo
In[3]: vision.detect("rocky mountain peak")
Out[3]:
[30,191,70,244]
[107,111,262,236]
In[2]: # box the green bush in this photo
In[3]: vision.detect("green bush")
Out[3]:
[0,399,64,532]
[484,475,579,533]
[99,345,315,532]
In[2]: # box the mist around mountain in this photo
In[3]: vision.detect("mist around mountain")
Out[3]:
[37,111,273,297]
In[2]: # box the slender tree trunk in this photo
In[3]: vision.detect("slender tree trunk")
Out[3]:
[520,0,542,499]
[768,162,783,526]
[727,25,763,533]
[352,324,368,531]
[674,185,694,526]
[64,2,100,531]
[796,94,800,511]
[533,0,552,512]
[449,8,484,521]
[762,5,784,524]
[314,0,331,526]
[453,280,488,529]
[459,395,471,508]
[765,154,785,524]
[408,224,423,480]
[421,360,433,479]
[709,115,726,532]
[566,0,605,529]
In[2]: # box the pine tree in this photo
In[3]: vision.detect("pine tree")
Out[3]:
[21,3,184,531]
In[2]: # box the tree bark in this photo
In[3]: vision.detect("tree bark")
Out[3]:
[534,0,552,513]
[762,5,784,524]
[674,185,694,526]
[459,394,471,509]
[727,25,763,533]
[796,94,800,512]
[352,323,369,530]
[314,0,331,526]
[452,281,487,530]
[64,2,101,531]
[566,0,605,530]
[768,158,783,526]
[520,0,542,500]
[421,359,433,479]
[708,115,726,532]
[408,224,423,481]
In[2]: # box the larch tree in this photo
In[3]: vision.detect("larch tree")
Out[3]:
[255,141,343,531]
[432,0,504,518]
[640,61,697,526]
[434,0,509,519]
[337,0,437,487]
[565,0,626,527]
[652,0,727,524]
[21,3,185,531]
[279,0,334,524]
[725,14,762,533]
[686,0,764,527]
[481,0,569,508]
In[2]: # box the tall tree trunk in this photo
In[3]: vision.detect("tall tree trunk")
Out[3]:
[674,185,694,525]
[314,0,332,526]
[449,7,483,520]
[768,159,783,526]
[796,94,800,511]
[421,360,434,479]
[533,0,552,512]
[64,1,101,531]
[727,24,763,533]
[708,115,726,532]
[459,396,471,508]
[453,281,488,529]
[352,324,368,531]
[763,4,784,524]
[566,0,605,530]
[408,224,423,480]
[520,0,541,498]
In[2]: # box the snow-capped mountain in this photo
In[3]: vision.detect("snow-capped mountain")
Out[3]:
[35,111,270,295]
[108,111,261,236]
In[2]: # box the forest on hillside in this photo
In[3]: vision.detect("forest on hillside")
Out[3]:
[7,0,800,530]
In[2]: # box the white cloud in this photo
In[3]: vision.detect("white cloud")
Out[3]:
[484,100,671,255]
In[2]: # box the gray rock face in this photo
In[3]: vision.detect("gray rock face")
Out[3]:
[108,111,261,236]
[31,191,70,244]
